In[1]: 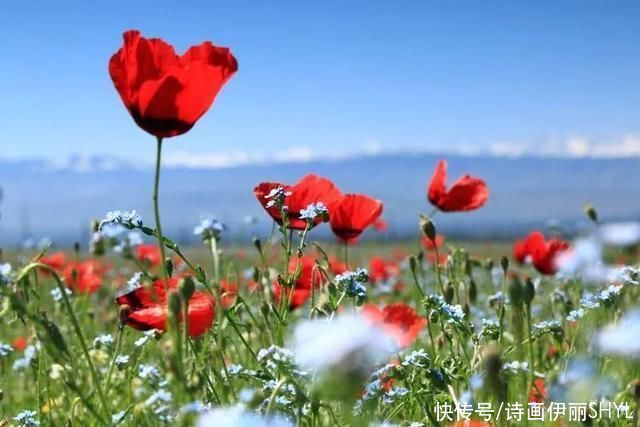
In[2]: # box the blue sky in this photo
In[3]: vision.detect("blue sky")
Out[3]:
[2,1,640,165]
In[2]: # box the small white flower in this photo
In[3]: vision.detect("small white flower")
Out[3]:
[194,217,226,240]
[0,343,13,357]
[112,411,126,424]
[51,287,72,302]
[93,334,114,348]
[291,314,396,374]
[197,405,293,427]
[299,202,329,221]
[145,389,172,406]
[138,364,162,380]
[115,354,130,368]
[99,210,143,230]
[0,263,11,285]
[596,310,640,357]
[13,410,39,427]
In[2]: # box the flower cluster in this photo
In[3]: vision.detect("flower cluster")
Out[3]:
[193,217,225,241]
[335,268,369,301]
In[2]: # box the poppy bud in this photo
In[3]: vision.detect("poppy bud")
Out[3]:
[468,279,478,303]
[165,258,174,277]
[74,242,80,255]
[463,303,470,317]
[584,203,598,224]
[168,292,182,319]
[508,276,523,307]
[118,305,131,324]
[500,256,509,275]
[444,282,454,304]
[523,277,535,306]
[419,214,437,241]
[179,277,195,301]
[253,237,262,253]
[416,250,424,264]
[195,265,206,283]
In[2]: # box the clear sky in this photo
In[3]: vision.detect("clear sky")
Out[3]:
[2,1,640,165]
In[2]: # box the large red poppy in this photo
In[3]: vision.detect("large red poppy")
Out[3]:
[254,174,343,230]
[136,244,162,267]
[427,160,488,212]
[328,194,383,243]
[109,30,237,138]
[362,303,427,348]
[513,231,570,275]
[115,278,215,337]
[63,260,108,294]
[273,256,324,309]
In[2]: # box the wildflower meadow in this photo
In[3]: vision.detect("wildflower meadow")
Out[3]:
[2,29,640,427]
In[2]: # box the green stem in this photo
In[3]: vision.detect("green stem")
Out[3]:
[22,264,111,419]
[103,322,125,394]
[153,136,169,286]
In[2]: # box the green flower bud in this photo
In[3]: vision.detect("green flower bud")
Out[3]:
[419,214,437,241]
[179,277,195,301]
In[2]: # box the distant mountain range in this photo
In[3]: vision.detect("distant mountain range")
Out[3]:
[0,153,638,247]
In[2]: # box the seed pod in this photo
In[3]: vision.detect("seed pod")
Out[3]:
[584,203,598,224]
[253,237,262,253]
[168,292,182,319]
[444,282,455,304]
[165,258,174,277]
[500,256,509,274]
[508,275,523,307]
[179,276,195,301]
[523,277,535,306]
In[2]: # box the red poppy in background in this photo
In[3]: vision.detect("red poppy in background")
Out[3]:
[136,244,162,267]
[63,260,107,294]
[328,256,347,275]
[529,378,547,403]
[12,336,27,352]
[362,303,427,348]
[368,256,399,283]
[513,231,570,275]
[219,279,238,308]
[422,234,447,265]
[328,194,383,243]
[372,218,388,232]
[39,252,66,272]
[254,174,343,230]
[116,277,215,337]
[109,30,238,138]
[428,160,488,212]
[273,256,324,309]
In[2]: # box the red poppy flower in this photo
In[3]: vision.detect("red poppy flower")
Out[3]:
[368,256,399,283]
[12,336,27,352]
[513,231,570,275]
[373,218,388,232]
[254,174,343,230]
[109,30,237,138]
[136,244,162,267]
[39,252,66,272]
[529,378,547,403]
[362,303,427,348]
[273,256,324,309]
[328,194,383,243]
[115,278,215,337]
[63,260,107,294]
[219,279,237,308]
[428,160,488,212]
